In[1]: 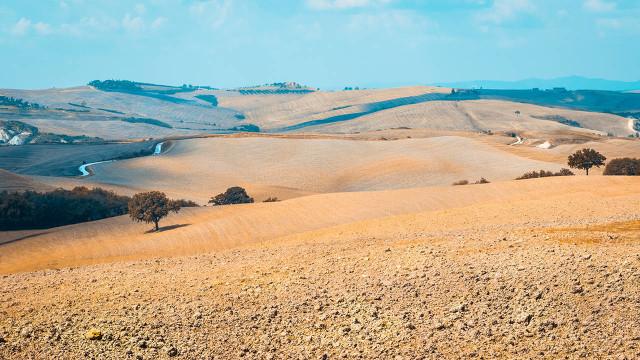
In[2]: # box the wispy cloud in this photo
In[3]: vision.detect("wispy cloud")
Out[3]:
[10,18,55,36]
[307,0,392,11]
[151,17,167,29]
[33,22,53,35]
[583,0,616,13]
[6,3,167,38]
[122,13,145,32]
[59,16,120,36]
[10,18,32,36]
[475,0,535,25]
[347,9,429,31]
[189,0,232,29]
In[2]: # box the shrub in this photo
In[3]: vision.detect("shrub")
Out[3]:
[516,168,575,180]
[209,187,254,206]
[172,199,200,207]
[557,168,575,176]
[263,197,279,202]
[452,178,490,186]
[603,158,640,176]
[0,187,130,230]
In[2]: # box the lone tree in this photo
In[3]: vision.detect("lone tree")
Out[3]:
[128,191,180,231]
[209,187,254,206]
[567,148,606,175]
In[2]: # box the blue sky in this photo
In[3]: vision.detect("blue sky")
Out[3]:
[1,0,639,89]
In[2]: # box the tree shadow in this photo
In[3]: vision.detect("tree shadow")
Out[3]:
[145,223,191,234]
[0,231,52,246]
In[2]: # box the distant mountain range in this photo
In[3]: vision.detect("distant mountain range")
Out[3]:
[436,76,640,92]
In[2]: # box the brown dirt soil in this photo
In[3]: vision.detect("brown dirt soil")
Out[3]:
[0,176,639,359]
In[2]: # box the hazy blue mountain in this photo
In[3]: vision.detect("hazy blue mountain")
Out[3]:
[436,76,640,91]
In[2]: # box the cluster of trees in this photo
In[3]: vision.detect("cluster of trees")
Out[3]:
[194,94,218,106]
[0,96,44,109]
[122,117,172,129]
[516,168,574,180]
[0,186,200,231]
[88,80,143,92]
[228,124,260,132]
[0,187,131,231]
[517,149,638,177]
[129,187,255,231]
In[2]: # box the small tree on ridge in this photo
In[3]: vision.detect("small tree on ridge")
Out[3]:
[128,191,180,231]
[567,148,606,175]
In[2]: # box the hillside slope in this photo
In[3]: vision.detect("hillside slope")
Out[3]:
[309,99,632,137]
[1,176,637,274]
[75,136,566,203]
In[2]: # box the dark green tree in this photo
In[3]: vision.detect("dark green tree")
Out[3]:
[128,191,180,231]
[567,148,606,175]
[209,187,254,206]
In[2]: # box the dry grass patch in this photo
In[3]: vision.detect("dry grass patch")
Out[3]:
[545,220,640,245]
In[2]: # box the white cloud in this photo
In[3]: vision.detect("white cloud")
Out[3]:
[476,0,535,24]
[583,0,616,12]
[33,22,53,35]
[11,18,31,36]
[151,17,167,29]
[135,3,147,15]
[595,16,640,35]
[348,10,428,31]
[122,13,145,32]
[307,0,392,10]
[189,0,232,29]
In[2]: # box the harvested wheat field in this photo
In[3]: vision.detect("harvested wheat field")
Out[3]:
[310,99,632,137]
[66,135,564,203]
[1,176,639,359]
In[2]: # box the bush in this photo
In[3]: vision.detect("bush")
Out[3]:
[172,199,200,207]
[263,197,279,202]
[516,168,575,180]
[0,187,130,230]
[603,158,640,176]
[209,187,254,206]
[452,178,490,185]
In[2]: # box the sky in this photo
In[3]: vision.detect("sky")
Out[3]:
[0,0,639,89]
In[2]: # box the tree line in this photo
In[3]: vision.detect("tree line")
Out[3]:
[0,96,44,109]
[0,187,130,231]
[0,185,255,231]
